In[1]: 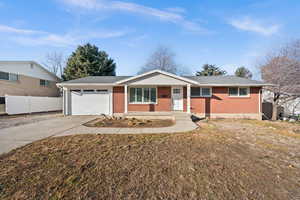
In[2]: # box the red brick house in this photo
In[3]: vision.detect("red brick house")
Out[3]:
[57,70,270,120]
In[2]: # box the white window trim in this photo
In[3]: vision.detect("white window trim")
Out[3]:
[0,71,19,82]
[40,79,51,87]
[228,87,250,97]
[129,86,158,104]
[191,87,212,98]
[72,89,109,94]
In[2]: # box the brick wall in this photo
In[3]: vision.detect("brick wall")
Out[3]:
[191,87,261,114]
[113,86,261,116]
[128,86,172,112]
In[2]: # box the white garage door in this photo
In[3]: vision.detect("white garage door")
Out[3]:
[71,90,110,115]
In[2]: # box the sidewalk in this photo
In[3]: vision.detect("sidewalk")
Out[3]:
[55,113,198,136]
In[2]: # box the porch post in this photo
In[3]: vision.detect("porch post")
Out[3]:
[187,84,191,113]
[124,85,128,113]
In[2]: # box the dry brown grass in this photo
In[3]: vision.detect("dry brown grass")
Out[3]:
[238,119,300,139]
[0,120,300,200]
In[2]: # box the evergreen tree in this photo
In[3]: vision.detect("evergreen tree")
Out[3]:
[62,43,116,80]
[235,66,253,79]
[196,64,227,76]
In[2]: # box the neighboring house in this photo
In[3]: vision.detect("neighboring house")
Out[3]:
[57,70,270,119]
[263,90,300,118]
[0,61,61,113]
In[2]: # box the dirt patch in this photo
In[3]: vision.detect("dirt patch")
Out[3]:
[84,117,175,128]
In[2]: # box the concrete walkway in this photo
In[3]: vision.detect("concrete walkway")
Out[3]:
[55,113,198,137]
[0,116,95,154]
[0,113,197,154]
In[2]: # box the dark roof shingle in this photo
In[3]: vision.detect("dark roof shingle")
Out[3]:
[60,75,267,86]
[62,76,131,84]
[184,75,266,85]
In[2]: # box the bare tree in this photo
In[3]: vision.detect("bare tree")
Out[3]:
[260,40,300,120]
[43,52,65,78]
[139,46,178,74]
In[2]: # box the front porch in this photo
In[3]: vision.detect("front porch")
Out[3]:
[123,85,192,114]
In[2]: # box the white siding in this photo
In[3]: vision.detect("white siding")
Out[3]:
[127,73,188,85]
[0,62,57,81]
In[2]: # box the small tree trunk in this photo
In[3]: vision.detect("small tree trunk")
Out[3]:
[272,103,278,120]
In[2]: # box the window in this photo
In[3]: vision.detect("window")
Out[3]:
[40,79,50,87]
[96,89,108,93]
[191,87,212,97]
[228,87,238,96]
[130,87,157,103]
[239,88,249,96]
[150,88,157,103]
[0,71,18,81]
[71,89,81,93]
[0,71,9,80]
[191,87,201,97]
[201,88,211,97]
[143,88,150,102]
[83,89,95,93]
[173,89,181,94]
[0,97,5,105]
[229,87,249,97]
[137,88,143,102]
[9,73,19,81]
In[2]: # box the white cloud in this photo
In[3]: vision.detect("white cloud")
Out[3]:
[12,34,77,47]
[165,7,186,14]
[0,24,44,34]
[62,0,207,33]
[0,24,129,47]
[229,17,280,36]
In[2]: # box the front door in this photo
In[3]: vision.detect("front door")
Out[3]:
[172,87,183,111]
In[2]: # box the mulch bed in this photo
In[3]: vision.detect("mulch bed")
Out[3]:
[84,117,175,128]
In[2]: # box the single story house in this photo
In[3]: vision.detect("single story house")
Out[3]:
[57,70,270,119]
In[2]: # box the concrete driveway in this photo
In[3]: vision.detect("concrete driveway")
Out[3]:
[0,115,95,154]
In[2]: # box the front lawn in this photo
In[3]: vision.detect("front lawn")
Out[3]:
[0,120,299,200]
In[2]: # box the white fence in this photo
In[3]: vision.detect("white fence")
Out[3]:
[5,95,62,115]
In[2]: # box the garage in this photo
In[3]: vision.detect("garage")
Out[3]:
[70,89,111,115]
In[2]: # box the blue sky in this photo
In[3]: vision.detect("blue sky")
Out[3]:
[0,0,299,78]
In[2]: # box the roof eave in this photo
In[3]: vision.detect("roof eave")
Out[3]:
[116,69,199,85]
[194,83,274,87]
[56,83,116,87]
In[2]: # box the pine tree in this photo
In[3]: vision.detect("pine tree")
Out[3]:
[62,43,116,80]
[196,64,227,76]
[235,66,252,79]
